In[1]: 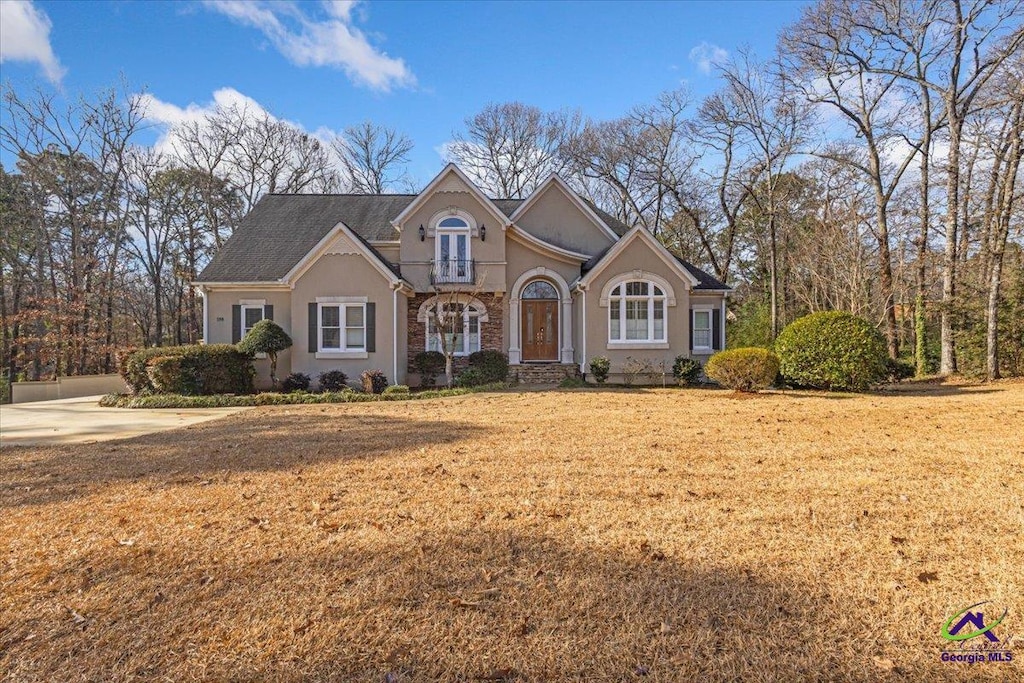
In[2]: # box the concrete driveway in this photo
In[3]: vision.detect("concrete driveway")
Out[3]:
[0,396,250,446]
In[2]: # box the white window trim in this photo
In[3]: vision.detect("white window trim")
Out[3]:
[692,306,715,353]
[435,225,472,264]
[239,301,267,357]
[317,301,367,356]
[607,280,668,346]
[426,303,482,357]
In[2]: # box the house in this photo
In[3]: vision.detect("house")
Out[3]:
[194,164,729,386]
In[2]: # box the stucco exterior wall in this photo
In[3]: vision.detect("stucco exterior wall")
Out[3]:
[290,253,404,385]
[581,237,694,380]
[514,185,615,254]
[204,287,293,384]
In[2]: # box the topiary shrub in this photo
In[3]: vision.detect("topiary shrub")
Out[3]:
[281,372,311,393]
[413,350,446,387]
[318,369,348,392]
[774,311,888,391]
[589,356,610,384]
[122,345,254,395]
[361,369,388,394]
[467,350,509,383]
[705,348,780,392]
[672,356,703,386]
[237,319,292,387]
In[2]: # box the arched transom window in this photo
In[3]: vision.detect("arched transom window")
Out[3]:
[522,280,559,300]
[609,280,666,342]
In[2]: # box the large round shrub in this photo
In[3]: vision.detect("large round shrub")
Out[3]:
[774,311,888,391]
[705,347,779,392]
[467,350,509,383]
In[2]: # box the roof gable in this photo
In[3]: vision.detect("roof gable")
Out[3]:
[576,226,701,290]
[511,175,620,243]
[391,163,509,230]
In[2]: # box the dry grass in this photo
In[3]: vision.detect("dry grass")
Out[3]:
[2,380,1023,682]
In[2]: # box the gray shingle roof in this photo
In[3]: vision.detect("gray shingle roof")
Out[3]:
[582,244,729,291]
[196,192,709,285]
[197,194,413,282]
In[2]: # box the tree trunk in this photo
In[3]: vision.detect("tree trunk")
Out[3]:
[940,117,961,375]
[915,106,932,376]
[875,199,899,359]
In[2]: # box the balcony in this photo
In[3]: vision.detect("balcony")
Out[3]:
[430,258,476,285]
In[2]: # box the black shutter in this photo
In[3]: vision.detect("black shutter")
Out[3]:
[263,304,273,321]
[712,308,722,351]
[365,302,376,353]
[688,309,694,351]
[232,305,241,344]
[308,303,318,353]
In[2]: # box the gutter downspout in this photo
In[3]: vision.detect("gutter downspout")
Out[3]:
[392,286,399,386]
[721,293,727,350]
[198,285,208,344]
[580,287,587,374]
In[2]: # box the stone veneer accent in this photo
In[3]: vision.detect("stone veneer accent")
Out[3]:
[406,292,505,375]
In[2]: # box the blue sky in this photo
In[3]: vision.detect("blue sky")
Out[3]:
[1,0,809,183]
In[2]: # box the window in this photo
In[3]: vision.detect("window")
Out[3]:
[608,280,666,343]
[692,309,712,350]
[436,216,471,281]
[426,302,482,356]
[522,280,559,299]
[241,305,264,338]
[319,303,365,352]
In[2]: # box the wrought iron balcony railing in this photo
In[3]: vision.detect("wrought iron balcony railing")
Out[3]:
[429,259,475,285]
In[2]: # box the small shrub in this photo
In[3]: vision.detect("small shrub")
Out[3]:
[361,369,388,394]
[318,369,348,392]
[589,356,611,384]
[413,350,446,387]
[774,311,888,391]
[281,372,311,392]
[622,356,653,386]
[705,347,780,392]
[559,376,587,389]
[672,356,703,386]
[454,367,485,387]
[886,358,916,383]
[468,350,510,383]
[237,319,292,386]
[121,344,254,395]
[382,384,411,398]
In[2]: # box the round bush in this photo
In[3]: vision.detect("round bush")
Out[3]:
[589,356,610,384]
[413,351,446,387]
[360,369,388,394]
[774,311,888,391]
[705,348,779,392]
[672,356,702,386]
[318,369,348,392]
[281,372,311,392]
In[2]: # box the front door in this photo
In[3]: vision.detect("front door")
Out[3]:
[522,300,558,361]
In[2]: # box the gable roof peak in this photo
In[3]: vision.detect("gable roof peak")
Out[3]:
[390,163,510,229]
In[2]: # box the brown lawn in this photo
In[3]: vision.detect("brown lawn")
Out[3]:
[2,381,1023,682]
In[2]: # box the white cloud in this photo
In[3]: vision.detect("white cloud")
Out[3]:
[0,0,65,84]
[201,0,414,92]
[688,42,728,76]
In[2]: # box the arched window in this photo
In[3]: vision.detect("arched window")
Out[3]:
[608,280,666,342]
[522,280,559,299]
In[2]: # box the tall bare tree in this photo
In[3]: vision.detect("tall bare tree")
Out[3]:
[332,121,413,193]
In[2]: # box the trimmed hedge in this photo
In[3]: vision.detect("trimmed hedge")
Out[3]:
[467,350,510,383]
[121,345,254,395]
[589,357,611,384]
[774,311,888,391]
[281,373,311,392]
[705,347,780,392]
[318,370,349,392]
[99,382,510,409]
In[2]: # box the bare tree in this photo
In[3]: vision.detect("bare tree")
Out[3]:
[446,102,581,198]
[332,121,413,193]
